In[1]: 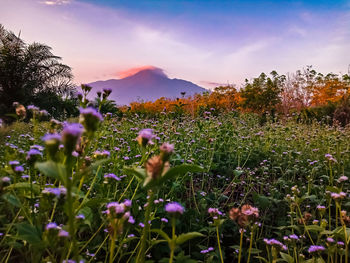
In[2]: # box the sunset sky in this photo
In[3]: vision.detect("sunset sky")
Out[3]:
[1,0,350,89]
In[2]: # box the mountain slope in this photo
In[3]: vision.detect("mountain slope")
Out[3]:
[86,68,206,105]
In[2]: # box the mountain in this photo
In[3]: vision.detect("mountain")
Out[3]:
[86,68,207,105]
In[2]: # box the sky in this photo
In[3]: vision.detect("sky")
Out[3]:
[1,0,350,89]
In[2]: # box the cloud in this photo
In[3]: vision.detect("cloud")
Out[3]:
[1,0,349,88]
[116,66,165,78]
[39,0,71,5]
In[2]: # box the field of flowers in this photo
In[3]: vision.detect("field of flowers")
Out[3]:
[1,105,350,263]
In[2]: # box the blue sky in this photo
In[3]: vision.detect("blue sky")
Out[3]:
[1,0,349,88]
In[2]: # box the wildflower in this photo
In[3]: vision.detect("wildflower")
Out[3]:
[208,208,223,216]
[76,214,85,220]
[145,155,169,181]
[165,202,184,216]
[42,187,66,197]
[14,166,24,173]
[326,237,335,243]
[26,149,42,164]
[27,105,39,112]
[1,177,11,183]
[58,229,69,237]
[45,222,58,231]
[103,88,112,98]
[289,234,299,241]
[330,192,346,201]
[325,154,337,163]
[106,202,125,216]
[79,107,103,134]
[15,104,26,119]
[61,123,83,154]
[42,133,61,159]
[9,160,20,166]
[127,215,135,224]
[308,245,325,254]
[137,129,154,147]
[161,218,168,223]
[104,173,121,181]
[264,238,287,251]
[338,176,348,183]
[159,142,174,161]
[123,199,132,207]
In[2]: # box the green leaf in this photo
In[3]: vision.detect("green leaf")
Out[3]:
[176,232,204,245]
[253,193,271,209]
[255,256,269,263]
[2,193,22,207]
[280,252,294,263]
[249,248,262,254]
[78,207,93,227]
[6,182,41,195]
[35,161,66,182]
[15,223,42,245]
[146,164,203,189]
[150,229,171,244]
[123,167,146,182]
[305,225,324,232]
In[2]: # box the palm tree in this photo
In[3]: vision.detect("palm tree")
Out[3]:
[0,24,75,118]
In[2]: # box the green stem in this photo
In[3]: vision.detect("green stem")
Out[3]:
[247,228,254,263]
[109,223,117,263]
[238,229,244,263]
[136,190,154,263]
[216,225,224,263]
[169,217,176,263]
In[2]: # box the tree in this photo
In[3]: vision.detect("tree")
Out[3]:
[0,24,77,119]
[240,71,284,114]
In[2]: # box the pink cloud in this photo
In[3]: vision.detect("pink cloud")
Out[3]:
[116,65,164,78]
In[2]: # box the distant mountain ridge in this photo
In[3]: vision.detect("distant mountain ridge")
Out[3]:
[86,68,207,105]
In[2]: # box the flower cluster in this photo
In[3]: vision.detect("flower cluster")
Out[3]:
[165,202,184,217]
[229,204,259,227]
[264,238,287,251]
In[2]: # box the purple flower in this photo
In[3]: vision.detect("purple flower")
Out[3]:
[42,187,66,197]
[128,215,135,224]
[2,177,11,183]
[326,237,335,243]
[308,245,325,253]
[161,218,168,223]
[338,176,348,183]
[104,173,121,181]
[165,202,184,215]
[289,234,299,240]
[45,222,58,230]
[76,214,85,220]
[139,223,145,228]
[9,161,20,166]
[137,129,154,147]
[208,208,222,216]
[61,123,83,153]
[106,202,125,215]
[42,133,61,143]
[123,199,132,207]
[264,238,287,251]
[26,148,42,161]
[58,229,69,237]
[14,166,24,172]
[27,105,39,111]
[79,107,103,133]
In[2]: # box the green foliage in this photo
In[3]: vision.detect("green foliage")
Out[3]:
[0,24,78,120]
[240,71,285,114]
